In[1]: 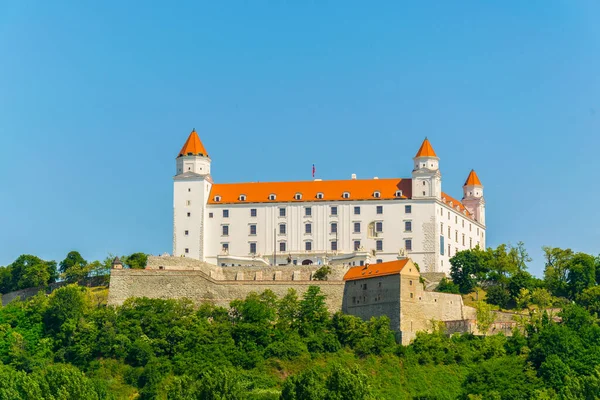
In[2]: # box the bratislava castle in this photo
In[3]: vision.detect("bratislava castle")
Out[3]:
[173,130,485,274]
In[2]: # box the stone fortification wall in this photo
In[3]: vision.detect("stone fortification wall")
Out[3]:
[107,268,345,312]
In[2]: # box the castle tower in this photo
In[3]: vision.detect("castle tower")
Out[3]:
[462,170,485,224]
[173,129,212,260]
[411,138,441,199]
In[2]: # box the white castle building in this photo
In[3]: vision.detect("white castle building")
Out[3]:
[173,130,485,274]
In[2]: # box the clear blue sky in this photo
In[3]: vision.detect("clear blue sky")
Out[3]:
[1,1,598,276]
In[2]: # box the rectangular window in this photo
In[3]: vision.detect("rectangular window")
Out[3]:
[448,211,450,220]
[405,221,412,232]
[462,234,465,246]
[376,205,383,214]
[376,221,383,233]
[209,212,213,218]
[305,223,312,234]
[440,236,445,255]
[354,206,360,215]
[448,226,451,237]
[222,243,229,252]
[376,240,383,251]
[279,207,286,217]
[280,242,286,252]
[470,223,472,231]
[223,210,229,218]
[405,239,412,251]
[305,207,312,217]
[354,222,361,233]
[376,259,383,264]
[455,230,458,242]
[250,209,257,217]
[184,230,189,236]
[187,212,191,217]
[455,216,458,223]
[477,227,479,235]
[250,243,257,254]
[441,222,444,235]
[331,241,338,251]
[331,206,338,216]
[250,225,257,235]
[186,200,191,206]
[222,225,229,236]
[279,224,286,234]
[185,248,189,253]
[354,240,361,251]
[331,222,337,234]
[462,220,464,228]
[470,237,473,249]
[305,241,312,251]
[448,244,451,256]
[405,205,412,214]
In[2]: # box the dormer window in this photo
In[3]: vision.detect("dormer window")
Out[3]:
[449,201,453,207]
[239,194,247,201]
[373,191,381,198]
[269,194,276,201]
[342,192,350,199]
[295,193,302,200]
[214,195,221,202]
[395,190,403,198]
[316,192,324,199]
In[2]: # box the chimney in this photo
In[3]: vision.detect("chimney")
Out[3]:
[351,173,357,180]
[373,177,379,180]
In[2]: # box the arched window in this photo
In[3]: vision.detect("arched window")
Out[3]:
[214,195,221,202]
[316,192,324,199]
[395,190,403,198]
[373,191,381,198]
[295,193,302,200]
[269,194,276,200]
[239,194,246,201]
[342,192,350,199]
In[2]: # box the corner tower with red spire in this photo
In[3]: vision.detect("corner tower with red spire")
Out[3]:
[412,138,441,199]
[462,170,485,224]
[173,129,213,260]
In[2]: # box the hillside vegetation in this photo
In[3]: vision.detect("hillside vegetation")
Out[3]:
[0,245,598,399]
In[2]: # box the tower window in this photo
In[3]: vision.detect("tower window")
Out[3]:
[188,188,191,192]
[222,225,229,236]
[423,181,426,186]
[376,240,383,251]
[331,241,338,251]
[223,210,229,218]
[376,222,383,232]
[209,213,213,218]
[249,243,257,254]
[305,207,312,217]
[249,225,257,235]
[354,222,361,233]
[377,205,383,214]
[331,222,337,234]
[222,243,229,252]
[305,223,312,234]
[405,221,412,232]
[279,208,286,217]
[250,209,257,217]
[405,205,412,214]
[280,242,286,252]
[405,239,412,251]
[331,206,338,216]
[354,240,361,251]
[187,212,191,217]
[185,248,189,253]
[279,223,286,234]
[305,241,312,251]
[354,206,360,215]
[185,230,189,236]
[422,191,425,196]
[186,200,191,206]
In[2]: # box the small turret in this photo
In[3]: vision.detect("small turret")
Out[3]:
[176,129,211,176]
[412,138,441,199]
[111,256,123,269]
[462,170,485,224]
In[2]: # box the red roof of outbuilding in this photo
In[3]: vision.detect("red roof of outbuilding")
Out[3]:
[343,259,410,281]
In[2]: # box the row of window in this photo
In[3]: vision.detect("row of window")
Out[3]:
[440,222,483,243]
[217,239,413,254]
[213,191,407,202]
[211,205,413,219]
[219,220,402,237]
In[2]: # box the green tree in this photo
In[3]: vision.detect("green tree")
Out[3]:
[281,369,326,400]
[475,301,495,335]
[576,285,600,315]
[59,251,87,274]
[123,253,148,269]
[449,247,489,294]
[277,288,300,331]
[325,364,372,400]
[313,265,332,281]
[298,286,329,335]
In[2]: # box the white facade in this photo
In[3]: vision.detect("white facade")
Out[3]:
[172,132,486,274]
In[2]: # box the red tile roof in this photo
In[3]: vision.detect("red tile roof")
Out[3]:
[343,259,410,281]
[464,170,482,186]
[414,138,437,158]
[442,192,471,217]
[178,129,208,157]
[208,178,412,204]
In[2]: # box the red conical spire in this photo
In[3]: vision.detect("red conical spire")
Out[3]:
[178,129,208,157]
[464,169,482,186]
[414,137,437,158]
